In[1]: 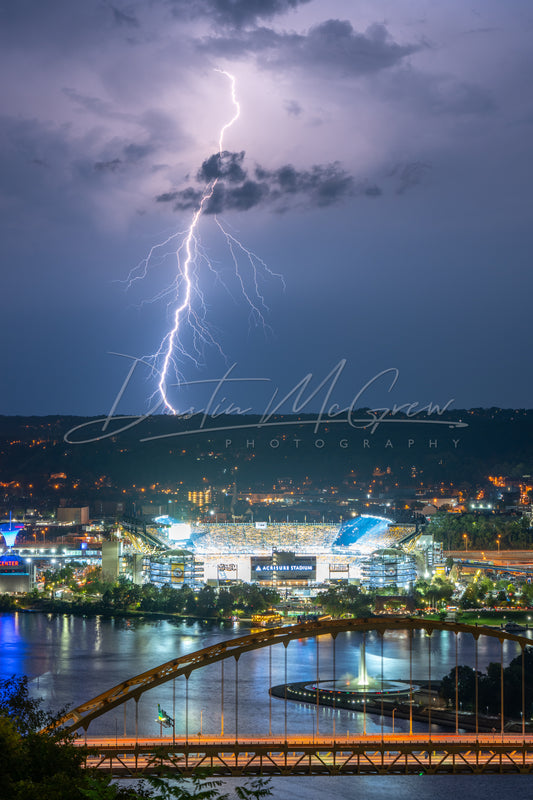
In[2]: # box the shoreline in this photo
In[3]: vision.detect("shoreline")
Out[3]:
[270,681,532,734]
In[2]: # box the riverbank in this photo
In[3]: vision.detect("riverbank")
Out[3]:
[425,609,533,628]
[3,595,533,633]
[0,598,247,625]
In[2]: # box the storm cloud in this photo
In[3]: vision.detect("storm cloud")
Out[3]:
[170,0,312,28]
[202,19,420,77]
[198,150,247,183]
[157,153,359,213]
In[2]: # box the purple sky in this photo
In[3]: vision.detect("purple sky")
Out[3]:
[1,0,532,415]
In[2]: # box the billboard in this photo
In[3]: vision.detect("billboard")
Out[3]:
[217,562,238,581]
[251,552,316,582]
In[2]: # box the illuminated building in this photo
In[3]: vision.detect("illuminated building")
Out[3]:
[360,549,416,591]
[57,506,89,525]
[148,552,204,588]
[188,489,212,507]
[188,518,419,585]
[0,553,34,593]
[102,540,121,581]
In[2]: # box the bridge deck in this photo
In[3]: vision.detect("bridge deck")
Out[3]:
[81,733,533,776]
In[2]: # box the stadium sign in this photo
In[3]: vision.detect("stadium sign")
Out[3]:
[251,553,316,582]
[254,564,313,572]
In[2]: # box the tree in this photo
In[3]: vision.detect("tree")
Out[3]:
[439,647,533,717]
[196,586,217,617]
[0,675,88,799]
[215,590,234,617]
[316,585,372,617]
[0,676,272,800]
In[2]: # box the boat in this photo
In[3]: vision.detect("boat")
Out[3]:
[504,621,527,633]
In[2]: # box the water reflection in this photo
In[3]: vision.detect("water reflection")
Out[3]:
[0,612,530,738]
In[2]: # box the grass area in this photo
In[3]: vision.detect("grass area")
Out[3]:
[420,609,533,627]
[459,609,533,627]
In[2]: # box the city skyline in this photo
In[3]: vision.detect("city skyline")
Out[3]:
[1,1,533,415]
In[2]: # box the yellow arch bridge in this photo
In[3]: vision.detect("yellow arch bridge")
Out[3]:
[53,616,533,776]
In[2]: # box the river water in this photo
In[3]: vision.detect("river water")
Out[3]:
[1,611,531,799]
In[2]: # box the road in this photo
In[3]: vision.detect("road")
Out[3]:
[78,733,533,775]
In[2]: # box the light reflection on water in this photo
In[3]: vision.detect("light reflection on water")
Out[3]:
[0,612,530,742]
[221,775,533,800]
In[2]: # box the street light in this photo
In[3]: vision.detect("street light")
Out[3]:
[463,533,468,551]
[392,707,397,734]
[198,708,206,737]
[496,536,501,554]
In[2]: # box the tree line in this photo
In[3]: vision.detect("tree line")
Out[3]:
[440,647,533,718]
[427,513,533,551]
[2,574,280,620]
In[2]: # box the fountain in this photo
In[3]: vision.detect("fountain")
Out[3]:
[311,639,417,698]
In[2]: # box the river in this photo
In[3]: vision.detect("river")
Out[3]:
[1,611,531,798]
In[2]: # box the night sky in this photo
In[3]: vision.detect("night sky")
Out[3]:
[1,0,532,416]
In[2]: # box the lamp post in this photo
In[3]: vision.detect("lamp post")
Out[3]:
[497,536,501,554]
[463,533,468,551]
[392,707,397,734]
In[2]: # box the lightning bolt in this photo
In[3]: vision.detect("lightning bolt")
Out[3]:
[127,69,283,414]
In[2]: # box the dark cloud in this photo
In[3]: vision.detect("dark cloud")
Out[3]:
[157,153,357,213]
[94,158,122,173]
[259,162,355,205]
[291,20,419,75]
[169,0,312,28]
[156,186,202,207]
[206,179,270,212]
[202,19,419,77]
[198,150,247,183]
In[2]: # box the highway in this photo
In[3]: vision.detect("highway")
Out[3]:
[78,733,533,776]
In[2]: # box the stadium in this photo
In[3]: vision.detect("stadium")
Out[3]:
[150,515,420,587]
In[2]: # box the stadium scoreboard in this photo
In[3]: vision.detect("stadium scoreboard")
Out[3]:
[251,551,316,583]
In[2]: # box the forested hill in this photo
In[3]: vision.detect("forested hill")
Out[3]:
[0,408,531,490]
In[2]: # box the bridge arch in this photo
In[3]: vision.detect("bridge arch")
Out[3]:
[54,616,531,733]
